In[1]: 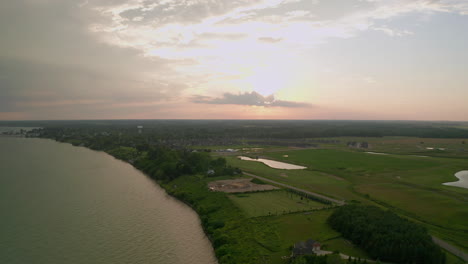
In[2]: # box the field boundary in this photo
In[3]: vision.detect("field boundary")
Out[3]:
[432,236,468,262]
[242,171,345,205]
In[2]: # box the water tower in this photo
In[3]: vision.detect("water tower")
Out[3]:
[137,125,143,134]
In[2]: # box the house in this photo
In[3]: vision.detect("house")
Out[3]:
[292,239,321,256]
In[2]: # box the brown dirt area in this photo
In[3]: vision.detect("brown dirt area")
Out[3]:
[208,178,279,193]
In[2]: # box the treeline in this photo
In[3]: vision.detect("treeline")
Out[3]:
[287,188,332,205]
[133,146,240,182]
[290,254,371,264]
[8,119,468,140]
[164,174,283,264]
[35,127,240,182]
[327,204,445,264]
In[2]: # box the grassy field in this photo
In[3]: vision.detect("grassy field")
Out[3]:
[266,148,442,180]
[307,136,468,158]
[264,210,370,263]
[224,141,468,256]
[225,156,362,201]
[163,174,373,264]
[228,190,326,217]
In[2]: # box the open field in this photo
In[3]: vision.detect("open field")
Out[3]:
[208,178,278,193]
[227,145,468,254]
[228,190,326,217]
[224,156,361,201]
[263,210,371,263]
[355,183,468,230]
[164,174,377,264]
[304,136,468,158]
[266,148,442,179]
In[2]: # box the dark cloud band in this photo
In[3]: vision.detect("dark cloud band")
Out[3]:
[192,91,311,108]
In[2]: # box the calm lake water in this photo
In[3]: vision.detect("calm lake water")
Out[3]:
[238,156,306,169]
[443,170,468,189]
[0,137,217,264]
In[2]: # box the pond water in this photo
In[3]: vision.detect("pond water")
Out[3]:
[0,137,217,264]
[238,156,306,170]
[443,171,468,189]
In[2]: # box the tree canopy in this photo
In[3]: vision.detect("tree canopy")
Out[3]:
[327,204,445,264]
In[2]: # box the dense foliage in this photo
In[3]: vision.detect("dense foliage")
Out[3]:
[327,204,445,264]
[163,175,283,264]
[290,254,371,264]
[4,119,468,141]
[289,254,329,264]
[134,146,240,182]
[29,126,240,182]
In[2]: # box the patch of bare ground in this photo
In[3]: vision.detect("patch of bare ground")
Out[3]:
[208,178,279,193]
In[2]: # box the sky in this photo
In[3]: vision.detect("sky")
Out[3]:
[1,0,468,120]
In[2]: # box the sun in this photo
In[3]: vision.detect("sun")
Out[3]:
[243,67,290,96]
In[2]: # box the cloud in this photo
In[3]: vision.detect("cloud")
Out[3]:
[0,0,190,119]
[258,37,283,43]
[86,0,468,64]
[373,26,413,37]
[1,0,467,120]
[192,91,311,107]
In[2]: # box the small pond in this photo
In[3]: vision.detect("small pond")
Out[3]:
[443,171,468,189]
[238,156,306,170]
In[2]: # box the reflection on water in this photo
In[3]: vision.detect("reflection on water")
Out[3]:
[443,171,468,189]
[238,156,306,169]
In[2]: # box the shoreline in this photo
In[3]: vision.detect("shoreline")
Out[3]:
[25,135,467,264]
[30,137,221,263]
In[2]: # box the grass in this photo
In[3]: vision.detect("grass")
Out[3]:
[228,190,326,217]
[225,144,468,255]
[163,174,280,264]
[444,250,467,264]
[265,210,370,263]
[355,183,468,230]
[266,149,440,180]
[306,136,468,158]
[225,156,361,201]
[163,174,373,264]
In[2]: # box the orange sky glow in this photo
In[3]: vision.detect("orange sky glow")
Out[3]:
[1,0,468,120]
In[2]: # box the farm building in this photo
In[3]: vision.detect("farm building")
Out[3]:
[292,239,321,256]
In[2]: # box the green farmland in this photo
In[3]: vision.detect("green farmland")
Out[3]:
[259,210,371,263]
[228,190,326,217]
[224,140,468,259]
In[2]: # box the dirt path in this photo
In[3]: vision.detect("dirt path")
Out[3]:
[432,236,468,262]
[242,172,345,205]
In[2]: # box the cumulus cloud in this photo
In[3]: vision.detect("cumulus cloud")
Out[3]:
[1,0,467,119]
[86,0,468,63]
[192,91,311,107]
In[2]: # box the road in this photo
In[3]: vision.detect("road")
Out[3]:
[432,236,468,262]
[244,172,468,261]
[242,171,345,205]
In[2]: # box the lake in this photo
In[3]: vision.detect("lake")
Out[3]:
[238,156,307,169]
[0,137,217,264]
